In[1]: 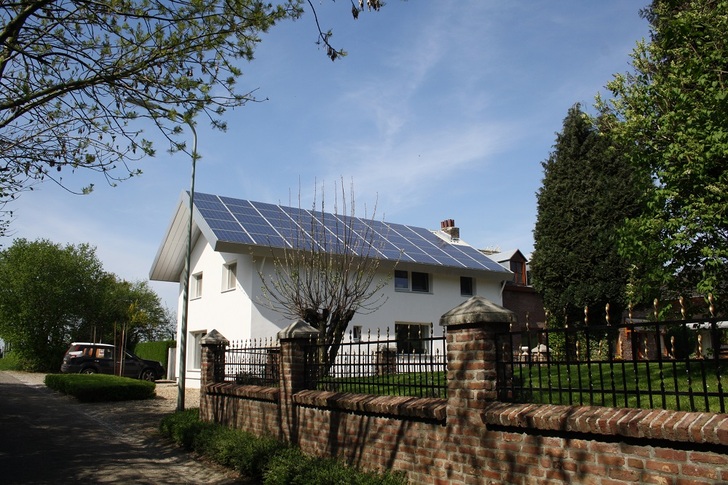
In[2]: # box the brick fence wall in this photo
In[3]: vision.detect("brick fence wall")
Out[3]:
[199,298,728,484]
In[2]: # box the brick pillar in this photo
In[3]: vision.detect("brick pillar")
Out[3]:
[200,329,229,386]
[277,319,319,443]
[440,296,516,425]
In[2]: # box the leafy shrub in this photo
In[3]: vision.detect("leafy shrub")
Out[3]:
[159,409,209,450]
[44,374,155,402]
[159,410,406,484]
[160,410,288,480]
[264,448,406,485]
[0,351,21,371]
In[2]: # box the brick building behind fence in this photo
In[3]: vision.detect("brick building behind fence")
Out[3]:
[199,296,728,484]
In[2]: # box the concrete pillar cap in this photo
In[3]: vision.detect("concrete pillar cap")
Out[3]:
[277,319,319,340]
[439,295,516,327]
[201,329,229,345]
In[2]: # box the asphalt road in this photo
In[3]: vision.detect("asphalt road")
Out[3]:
[0,371,244,484]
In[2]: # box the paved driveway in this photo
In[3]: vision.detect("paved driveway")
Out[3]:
[0,371,245,484]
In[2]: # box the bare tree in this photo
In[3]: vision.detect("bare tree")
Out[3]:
[258,180,390,369]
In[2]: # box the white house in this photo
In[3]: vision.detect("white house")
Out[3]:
[150,191,513,387]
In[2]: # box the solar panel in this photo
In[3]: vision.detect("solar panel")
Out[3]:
[194,192,508,274]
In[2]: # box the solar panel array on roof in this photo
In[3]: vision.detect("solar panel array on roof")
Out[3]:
[194,192,507,273]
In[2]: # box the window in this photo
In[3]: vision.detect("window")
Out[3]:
[352,325,362,343]
[189,331,206,370]
[191,272,203,299]
[460,276,474,296]
[394,270,409,290]
[395,323,430,354]
[223,262,237,292]
[511,260,526,286]
[411,272,430,293]
[394,270,431,293]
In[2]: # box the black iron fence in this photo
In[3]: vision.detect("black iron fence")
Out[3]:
[224,338,280,386]
[302,326,447,398]
[498,316,728,412]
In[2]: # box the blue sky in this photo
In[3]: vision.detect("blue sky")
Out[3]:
[4,1,650,311]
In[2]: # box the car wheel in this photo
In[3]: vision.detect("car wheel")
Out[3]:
[140,369,156,382]
[80,367,96,374]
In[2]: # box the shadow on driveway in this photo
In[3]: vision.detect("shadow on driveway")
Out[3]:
[0,371,244,484]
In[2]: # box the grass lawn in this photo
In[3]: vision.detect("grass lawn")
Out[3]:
[315,371,447,399]
[311,359,728,412]
[512,359,728,412]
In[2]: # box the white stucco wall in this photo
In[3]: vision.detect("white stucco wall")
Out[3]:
[175,239,508,388]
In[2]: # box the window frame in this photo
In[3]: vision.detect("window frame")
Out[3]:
[222,262,237,292]
[411,271,430,293]
[394,270,431,293]
[351,325,362,343]
[191,272,203,299]
[460,276,474,296]
[394,269,409,290]
[395,322,430,355]
[189,330,207,371]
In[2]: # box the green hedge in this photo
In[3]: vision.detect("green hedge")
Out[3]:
[134,340,175,372]
[45,374,156,402]
[160,410,406,484]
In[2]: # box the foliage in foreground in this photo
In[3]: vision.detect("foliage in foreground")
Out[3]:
[159,409,406,484]
[599,0,728,299]
[44,373,155,402]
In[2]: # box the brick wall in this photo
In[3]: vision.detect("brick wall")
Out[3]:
[199,298,728,484]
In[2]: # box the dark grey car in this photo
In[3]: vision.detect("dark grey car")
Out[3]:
[60,342,165,381]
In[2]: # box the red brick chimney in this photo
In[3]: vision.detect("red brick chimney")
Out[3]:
[440,219,460,241]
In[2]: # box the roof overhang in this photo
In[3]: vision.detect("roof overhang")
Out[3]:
[149,191,204,282]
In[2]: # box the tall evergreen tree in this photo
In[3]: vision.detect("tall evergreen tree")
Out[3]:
[530,105,647,326]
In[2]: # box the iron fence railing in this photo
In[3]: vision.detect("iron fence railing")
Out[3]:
[224,338,279,387]
[498,316,728,412]
[303,326,447,398]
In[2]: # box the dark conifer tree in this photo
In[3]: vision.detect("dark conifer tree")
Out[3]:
[530,104,647,326]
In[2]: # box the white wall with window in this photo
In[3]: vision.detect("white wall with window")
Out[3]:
[189,330,206,371]
[175,237,508,388]
[222,261,237,292]
[191,272,203,299]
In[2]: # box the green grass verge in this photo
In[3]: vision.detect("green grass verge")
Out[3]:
[44,373,156,402]
[160,409,407,484]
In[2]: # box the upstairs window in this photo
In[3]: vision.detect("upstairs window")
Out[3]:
[394,270,431,293]
[394,270,409,290]
[460,276,474,296]
[411,272,430,293]
[223,262,237,292]
[510,260,526,285]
